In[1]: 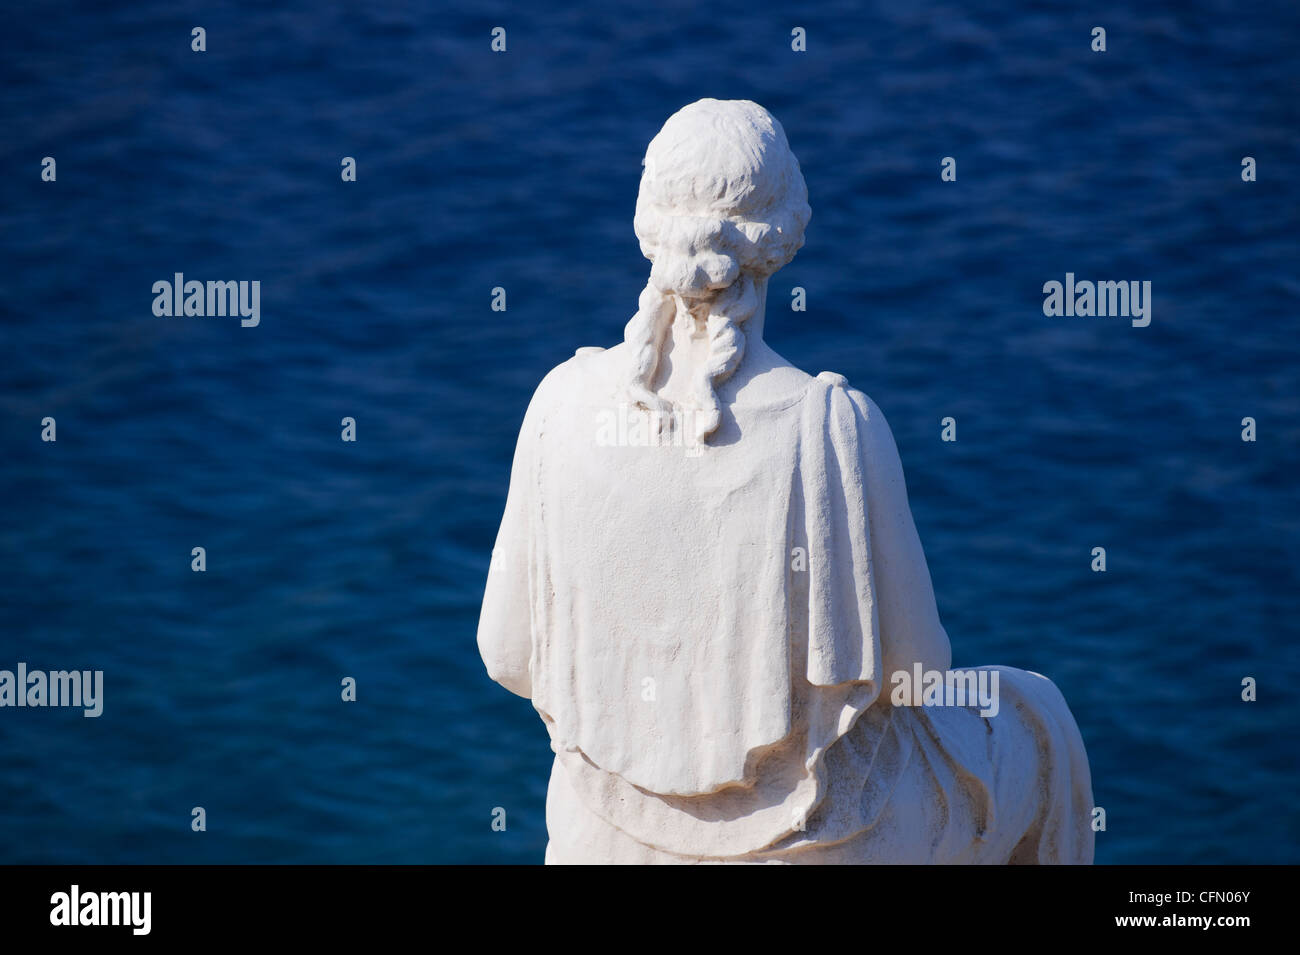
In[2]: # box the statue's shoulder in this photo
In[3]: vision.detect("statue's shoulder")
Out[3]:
[532,339,612,374]
[549,342,625,385]
[815,370,851,389]
[802,370,899,450]
[809,369,878,416]
[524,342,626,414]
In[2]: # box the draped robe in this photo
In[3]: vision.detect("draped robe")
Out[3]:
[478,345,1092,863]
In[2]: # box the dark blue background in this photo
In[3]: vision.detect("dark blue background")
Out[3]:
[1,0,1297,863]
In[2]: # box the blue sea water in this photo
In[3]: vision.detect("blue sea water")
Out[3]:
[0,1,1297,864]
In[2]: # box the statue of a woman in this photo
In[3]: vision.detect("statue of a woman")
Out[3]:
[478,98,1094,864]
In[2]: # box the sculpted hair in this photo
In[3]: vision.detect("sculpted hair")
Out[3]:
[623,99,811,444]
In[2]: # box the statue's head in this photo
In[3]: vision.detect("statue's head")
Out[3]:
[634,99,810,299]
[623,99,811,445]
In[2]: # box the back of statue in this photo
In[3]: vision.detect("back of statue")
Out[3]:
[478,98,1094,865]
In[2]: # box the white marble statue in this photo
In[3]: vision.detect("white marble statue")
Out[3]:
[478,98,1094,864]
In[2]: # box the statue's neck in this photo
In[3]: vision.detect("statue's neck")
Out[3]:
[653,276,769,402]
